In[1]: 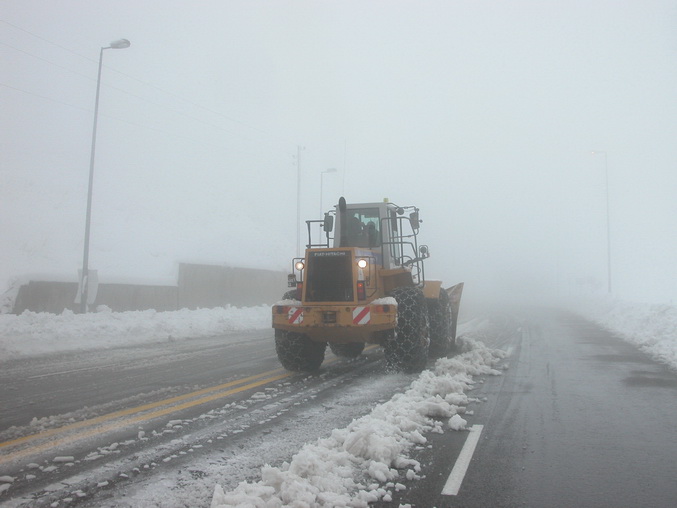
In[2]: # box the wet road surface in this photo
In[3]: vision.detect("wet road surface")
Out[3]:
[385,308,677,507]
[2,308,675,507]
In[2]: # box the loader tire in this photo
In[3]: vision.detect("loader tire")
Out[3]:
[385,286,429,372]
[329,342,365,358]
[427,288,454,357]
[275,329,326,372]
[282,289,299,301]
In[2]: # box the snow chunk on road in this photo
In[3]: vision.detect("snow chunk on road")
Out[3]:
[448,414,467,431]
[211,338,506,507]
[52,456,75,463]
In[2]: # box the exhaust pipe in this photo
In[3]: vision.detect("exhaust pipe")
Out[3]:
[338,196,348,247]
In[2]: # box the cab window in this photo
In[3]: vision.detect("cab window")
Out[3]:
[344,208,381,247]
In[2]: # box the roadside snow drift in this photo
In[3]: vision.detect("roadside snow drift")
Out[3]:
[210,337,508,508]
[0,306,270,360]
[573,298,677,371]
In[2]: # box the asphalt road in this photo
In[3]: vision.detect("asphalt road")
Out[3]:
[1,308,675,507]
[380,308,677,508]
[0,331,280,430]
[0,331,415,506]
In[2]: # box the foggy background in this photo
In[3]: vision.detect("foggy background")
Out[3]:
[2,0,676,305]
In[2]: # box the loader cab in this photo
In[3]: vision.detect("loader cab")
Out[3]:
[339,207,382,248]
[333,200,423,273]
[295,198,428,300]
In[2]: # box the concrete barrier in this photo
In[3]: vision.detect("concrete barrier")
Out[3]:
[13,280,178,314]
[14,281,79,314]
[178,264,287,309]
[11,264,288,314]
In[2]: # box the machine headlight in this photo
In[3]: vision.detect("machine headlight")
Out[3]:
[295,261,305,271]
[357,258,368,269]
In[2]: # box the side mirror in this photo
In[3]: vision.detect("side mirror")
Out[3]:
[409,211,420,230]
[323,214,334,232]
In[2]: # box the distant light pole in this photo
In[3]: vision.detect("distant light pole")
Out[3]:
[79,38,130,313]
[592,150,612,294]
[320,168,337,215]
[296,146,305,257]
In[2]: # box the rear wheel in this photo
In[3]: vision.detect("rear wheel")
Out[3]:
[329,342,365,358]
[385,286,429,372]
[427,288,453,357]
[275,329,326,372]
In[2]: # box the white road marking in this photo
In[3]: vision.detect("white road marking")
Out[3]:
[441,424,484,496]
[28,364,121,379]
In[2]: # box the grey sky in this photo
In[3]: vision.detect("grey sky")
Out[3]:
[1,0,676,303]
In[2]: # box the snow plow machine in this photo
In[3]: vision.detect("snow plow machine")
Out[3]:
[272,197,463,373]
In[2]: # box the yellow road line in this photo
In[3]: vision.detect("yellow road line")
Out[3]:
[0,368,288,457]
[1,346,382,464]
[0,372,291,465]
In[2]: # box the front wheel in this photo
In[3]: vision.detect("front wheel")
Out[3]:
[275,329,326,372]
[385,286,429,372]
[427,288,454,357]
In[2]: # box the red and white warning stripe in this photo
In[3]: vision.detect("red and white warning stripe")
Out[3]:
[288,307,303,324]
[352,306,371,325]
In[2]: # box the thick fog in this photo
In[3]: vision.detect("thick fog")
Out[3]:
[2,1,676,304]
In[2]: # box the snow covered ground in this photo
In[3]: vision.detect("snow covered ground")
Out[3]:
[0,297,674,506]
[569,297,677,371]
[0,305,271,361]
[1,297,674,369]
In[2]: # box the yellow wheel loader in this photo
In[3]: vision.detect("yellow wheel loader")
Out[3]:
[272,197,463,372]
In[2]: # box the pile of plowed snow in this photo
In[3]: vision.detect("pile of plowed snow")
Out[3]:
[211,335,508,507]
[0,305,270,360]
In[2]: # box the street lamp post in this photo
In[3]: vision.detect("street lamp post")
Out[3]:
[295,146,305,257]
[592,150,611,294]
[320,168,337,215]
[79,38,130,313]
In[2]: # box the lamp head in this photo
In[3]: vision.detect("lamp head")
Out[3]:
[109,39,131,49]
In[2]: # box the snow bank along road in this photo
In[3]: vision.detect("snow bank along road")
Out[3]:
[1,308,676,507]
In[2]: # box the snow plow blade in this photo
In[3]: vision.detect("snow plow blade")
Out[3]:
[446,282,464,341]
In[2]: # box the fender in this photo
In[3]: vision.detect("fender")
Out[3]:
[422,280,443,299]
